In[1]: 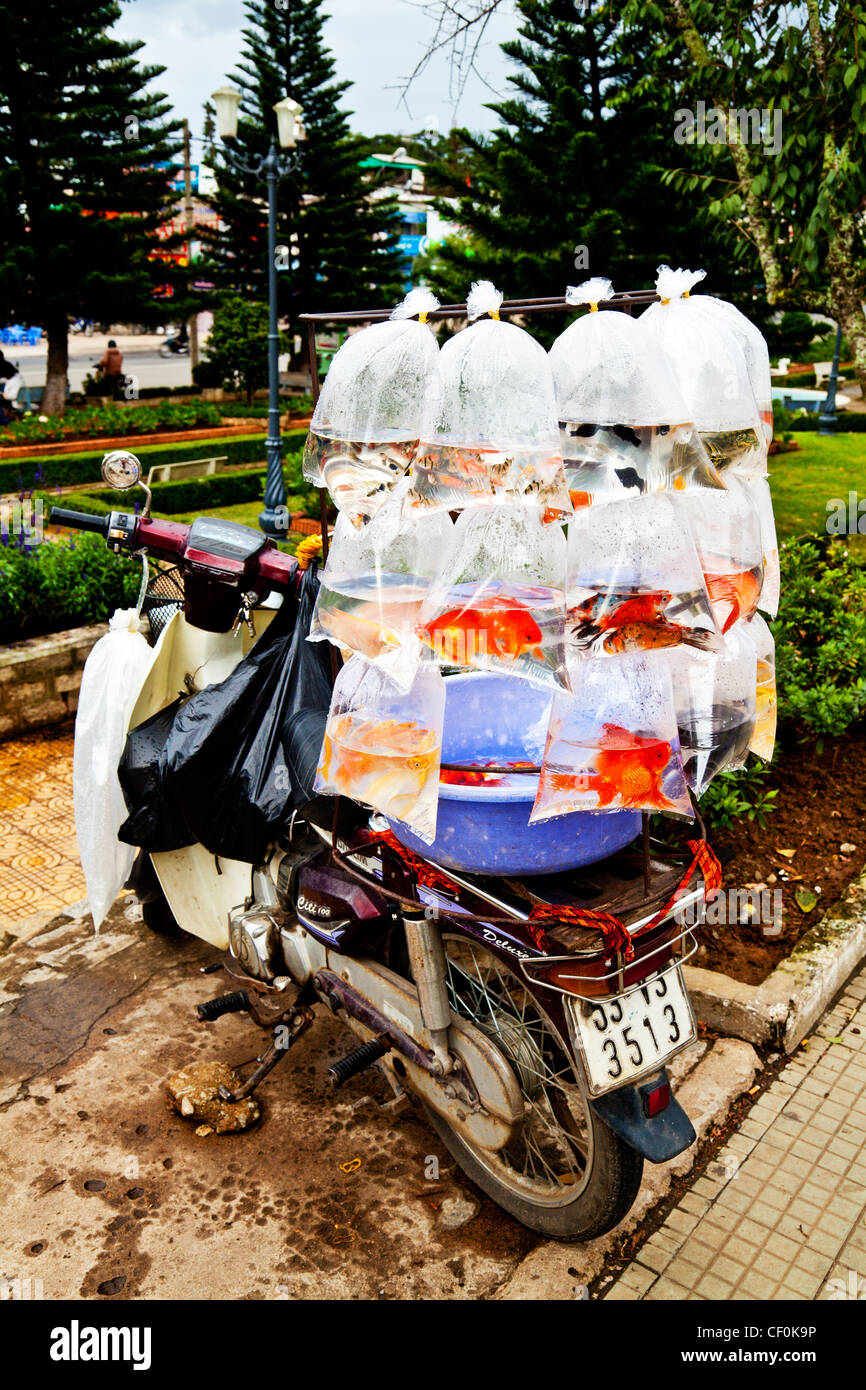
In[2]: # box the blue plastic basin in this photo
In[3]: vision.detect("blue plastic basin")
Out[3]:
[387,672,641,876]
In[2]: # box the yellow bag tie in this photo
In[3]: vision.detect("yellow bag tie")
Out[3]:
[490,309,500,320]
[418,311,429,323]
[296,534,324,570]
[660,296,671,306]
[589,303,599,313]
[683,291,691,299]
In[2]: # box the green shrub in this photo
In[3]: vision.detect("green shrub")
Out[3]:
[199,299,276,404]
[788,411,866,433]
[773,536,866,737]
[765,310,821,361]
[0,531,141,644]
[700,761,779,830]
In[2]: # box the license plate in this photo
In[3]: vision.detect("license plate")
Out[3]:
[567,966,696,1096]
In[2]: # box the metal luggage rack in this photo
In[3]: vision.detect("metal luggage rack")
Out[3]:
[300,285,710,946]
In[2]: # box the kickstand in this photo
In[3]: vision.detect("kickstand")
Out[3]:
[218,996,316,1104]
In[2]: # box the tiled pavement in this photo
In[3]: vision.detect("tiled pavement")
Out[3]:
[604,969,866,1301]
[0,724,85,931]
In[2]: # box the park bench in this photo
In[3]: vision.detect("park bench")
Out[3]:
[145,455,228,487]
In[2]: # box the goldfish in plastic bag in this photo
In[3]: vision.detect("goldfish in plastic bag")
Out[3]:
[417,581,568,690]
[406,443,571,520]
[318,713,441,838]
[530,653,692,820]
[569,587,718,656]
[532,722,688,818]
[703,567,763,634]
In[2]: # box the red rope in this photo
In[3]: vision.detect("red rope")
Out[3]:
[528,839,722,964]
[367,828,464,895]
[367,828,721,967]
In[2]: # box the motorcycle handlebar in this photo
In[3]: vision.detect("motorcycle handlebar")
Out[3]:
[49,507,110,536]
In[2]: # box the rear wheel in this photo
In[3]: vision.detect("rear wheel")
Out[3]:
[126,851,180,936]
[424,935,643,1241]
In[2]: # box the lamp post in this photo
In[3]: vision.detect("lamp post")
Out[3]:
[818,322,843,436]
[211,86,304,537]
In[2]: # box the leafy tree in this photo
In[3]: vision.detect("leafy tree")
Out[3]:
[205,0,404,341]
[417,1,866,383]
[0,0,184,414]
[199,298,272,404]
[415,0,738,324]
[619,0,866,391]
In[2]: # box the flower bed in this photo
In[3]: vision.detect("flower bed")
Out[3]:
[1,399,222,447]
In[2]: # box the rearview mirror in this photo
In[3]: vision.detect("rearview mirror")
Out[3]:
[101,450,142,490]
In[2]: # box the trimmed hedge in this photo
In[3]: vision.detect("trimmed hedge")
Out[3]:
[789,412,866,432]
[0,430,307,492]
[38,449,307,520]
[60,467,268,517]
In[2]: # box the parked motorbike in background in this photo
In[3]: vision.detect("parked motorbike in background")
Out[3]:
[50,450,718,1240]
[159,329,190,358]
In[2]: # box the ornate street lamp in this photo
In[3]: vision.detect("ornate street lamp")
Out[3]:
[211,86,304,536]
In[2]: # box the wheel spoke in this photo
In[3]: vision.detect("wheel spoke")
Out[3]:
[443,936,592,1205]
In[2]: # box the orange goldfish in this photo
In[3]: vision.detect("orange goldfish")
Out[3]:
[602,621,716,654]
[543,769,618,807]
[704,569,761,633]
[603,591,672,629]
[594,725,675,810]
[418,594,543,663]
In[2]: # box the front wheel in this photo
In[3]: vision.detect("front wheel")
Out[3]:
[426,936,643,1241]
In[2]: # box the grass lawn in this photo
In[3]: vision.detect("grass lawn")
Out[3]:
[770,432,866,538]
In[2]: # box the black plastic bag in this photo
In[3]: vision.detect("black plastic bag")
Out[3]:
[118,699,195,853]
[162,564,334,863]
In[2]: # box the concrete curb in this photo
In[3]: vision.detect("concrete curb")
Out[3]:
[684,865,866,1053]
[493,1036,760,1300]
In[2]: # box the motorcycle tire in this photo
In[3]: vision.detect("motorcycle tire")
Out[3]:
[158,344,172,358]
[126,850,180,936]
[141,894,180,936]
[422,935,644,1241]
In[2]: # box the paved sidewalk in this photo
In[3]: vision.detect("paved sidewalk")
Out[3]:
[603,967,866,1301]
[0,726,84,933]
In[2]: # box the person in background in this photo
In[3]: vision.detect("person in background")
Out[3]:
[0,351,23,424]
[96,339,124,393]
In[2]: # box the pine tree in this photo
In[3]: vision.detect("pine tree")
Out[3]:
[418,0,740,321]
[206,0,403,336]
[0,0,183,414]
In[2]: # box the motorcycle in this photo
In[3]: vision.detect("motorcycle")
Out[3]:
[50,451,716,1241]
[159,330,190,358]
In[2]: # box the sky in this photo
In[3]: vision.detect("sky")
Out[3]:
[116,0,519,143]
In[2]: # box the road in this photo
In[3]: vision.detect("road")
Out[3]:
[8,333,193,397]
